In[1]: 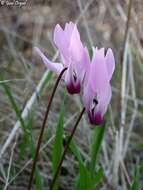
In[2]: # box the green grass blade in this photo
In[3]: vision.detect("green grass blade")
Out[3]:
[79,162,93,190]
[35,166,44,190]
[69,140,83,162]
[0,75,26,132]
[130,167,141,190]
[0,74,30,162]
[27,112,44,190]
[52,92,66,190]
[18,133,29,161]
[70,140,94,190]
[39,71,53,97]
[94,168,104,186]
[90,123,106,174]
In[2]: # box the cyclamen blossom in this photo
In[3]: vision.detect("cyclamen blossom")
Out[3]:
[83,47,115,125]
[35,22,89,94]
[35,21,115,125]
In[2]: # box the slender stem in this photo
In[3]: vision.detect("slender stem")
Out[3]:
[49,107,85,190]
[27,68,67,190]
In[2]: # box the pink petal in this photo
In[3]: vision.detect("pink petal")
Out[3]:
[65,22,75,39]
[64,61,73,86]
[34,47,64,74]
[83,47,113,125]
[54,24,69,59]
[87,84,112,125]
[54,22,75,62]
[95,84,112,116]
[71,47,90,88]
[83,83,95,111]
[105,48,115,81]
[90,47,108,95]
[69,24,84,62]
[82,47,91,86]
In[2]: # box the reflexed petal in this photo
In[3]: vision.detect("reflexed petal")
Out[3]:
[90,47,108,94]
[65,22,75,39]
[54,22,76,62]
[34,47,64,74]
[69,24,83,62]
[54,24,69,59]
[105,48,115,81]
[54,24,64,48]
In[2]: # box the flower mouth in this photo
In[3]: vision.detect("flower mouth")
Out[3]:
[88,98,104,125]
[88,111,103,125]
[91,98,98,114]
[73,70,77,82]
[66,80,81,94]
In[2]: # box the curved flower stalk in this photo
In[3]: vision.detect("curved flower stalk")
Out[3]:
[83,47,115,125]
[35,22,89,94]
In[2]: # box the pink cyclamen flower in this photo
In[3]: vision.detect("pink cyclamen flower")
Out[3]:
[35,22,89,94]
[83,47,115,125]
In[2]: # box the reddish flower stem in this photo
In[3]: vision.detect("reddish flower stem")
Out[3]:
[49,107,85,190]
[27,68,67,190]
